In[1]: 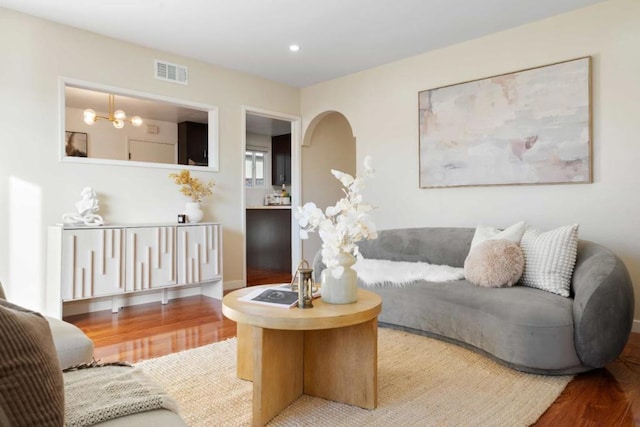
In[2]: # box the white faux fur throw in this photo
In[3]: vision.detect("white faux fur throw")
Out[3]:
[353,258,465,286]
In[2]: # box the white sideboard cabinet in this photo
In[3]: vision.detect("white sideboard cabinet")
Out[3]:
[47,223,222,318]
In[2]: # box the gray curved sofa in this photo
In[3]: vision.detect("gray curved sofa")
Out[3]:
[313,227,635,375]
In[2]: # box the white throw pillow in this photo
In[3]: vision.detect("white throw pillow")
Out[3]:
[469,221,527,250]
[519,224,579,297]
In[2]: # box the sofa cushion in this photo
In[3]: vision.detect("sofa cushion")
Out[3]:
[464,239,524,288]
[354,227,475,268]
[519,224,579,297]
[0,299,65,427]
[366,279,581,374]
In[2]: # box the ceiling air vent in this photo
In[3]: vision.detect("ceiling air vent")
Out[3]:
[154,59,188,85]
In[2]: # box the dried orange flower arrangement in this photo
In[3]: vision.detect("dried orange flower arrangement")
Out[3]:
[169,170,215,203]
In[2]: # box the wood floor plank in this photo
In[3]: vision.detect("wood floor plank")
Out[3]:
[64,295,237,363]
[65,296,640,425]
[247,267,292,286]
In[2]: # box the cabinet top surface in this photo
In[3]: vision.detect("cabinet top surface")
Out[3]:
[222,285,381,330]
[52,222,220,230]
[246,205,292,210]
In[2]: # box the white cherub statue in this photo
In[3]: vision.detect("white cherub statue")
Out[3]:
[62,187,104,226]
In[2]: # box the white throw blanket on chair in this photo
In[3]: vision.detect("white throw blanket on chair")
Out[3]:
[353,258,464,286]
[64,365,179,427]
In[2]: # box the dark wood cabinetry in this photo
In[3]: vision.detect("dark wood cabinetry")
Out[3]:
[246,209,291,272]
[271,134,291,185]
[178,121,208,166]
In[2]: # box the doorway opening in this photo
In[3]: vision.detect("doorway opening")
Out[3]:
[243,109,301,286]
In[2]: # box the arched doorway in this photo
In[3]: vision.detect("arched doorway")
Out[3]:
[301,111,356,261]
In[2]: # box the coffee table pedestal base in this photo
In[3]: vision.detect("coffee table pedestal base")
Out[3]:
[237,319,378,426]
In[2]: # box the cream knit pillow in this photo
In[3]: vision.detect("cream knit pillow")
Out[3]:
[519,224,579,297]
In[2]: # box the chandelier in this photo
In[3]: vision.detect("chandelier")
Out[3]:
[83,94,143,129]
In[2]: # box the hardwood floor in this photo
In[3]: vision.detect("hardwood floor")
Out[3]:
[536,334,640,426]
[246,267,292,286]
[64,295,237,363]
[65,296,640,425]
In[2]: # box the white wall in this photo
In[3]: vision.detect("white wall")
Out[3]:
[301,0,640,322]
[0,8,299,311]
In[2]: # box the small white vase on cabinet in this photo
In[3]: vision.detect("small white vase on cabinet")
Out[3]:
[184,202,204,223]
[320,251,358,304]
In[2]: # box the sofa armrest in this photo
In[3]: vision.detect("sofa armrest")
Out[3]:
[45,316,95,369]
[571,240,635,368]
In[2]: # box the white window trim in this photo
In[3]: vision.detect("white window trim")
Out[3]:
[245,145,270,189]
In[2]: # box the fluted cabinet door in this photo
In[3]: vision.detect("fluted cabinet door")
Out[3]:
[176,224,222,284]
[125,226,177,292]
[61,228,125,300]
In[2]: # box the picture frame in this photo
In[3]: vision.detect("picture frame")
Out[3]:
[65,131,88,157]
[418,57,592,188]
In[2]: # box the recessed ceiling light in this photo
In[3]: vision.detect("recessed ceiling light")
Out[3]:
[289,44,300,52]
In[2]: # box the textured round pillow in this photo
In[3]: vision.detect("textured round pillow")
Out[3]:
[464,239,524,288]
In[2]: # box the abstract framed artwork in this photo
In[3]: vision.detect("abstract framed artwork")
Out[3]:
[65,131,88,157]
[418,57,592,188]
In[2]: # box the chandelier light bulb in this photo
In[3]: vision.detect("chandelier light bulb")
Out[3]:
[83,109,96,125]
[113,109,126,121]
[81,94,142,129]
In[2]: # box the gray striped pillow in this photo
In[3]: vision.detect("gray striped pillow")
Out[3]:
[519,224,579,297]
[0,299,65,426]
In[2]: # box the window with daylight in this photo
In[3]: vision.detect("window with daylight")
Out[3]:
[245,149,266,187]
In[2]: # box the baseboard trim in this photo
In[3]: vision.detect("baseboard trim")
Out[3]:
[633,319,640,334]
[223,280,244,292]
[62,281,226,317]
[63,286,203,317]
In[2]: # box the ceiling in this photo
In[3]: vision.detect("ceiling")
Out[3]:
[2,0,603,88]
[246,114,291,137]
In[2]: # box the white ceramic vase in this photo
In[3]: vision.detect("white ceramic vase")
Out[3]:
[320,251,358,304]
[184,202,204,223]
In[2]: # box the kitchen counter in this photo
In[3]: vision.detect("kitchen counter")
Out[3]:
[247,205,292,210]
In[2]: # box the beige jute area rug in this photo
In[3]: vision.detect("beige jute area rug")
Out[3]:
[136,328,572,426]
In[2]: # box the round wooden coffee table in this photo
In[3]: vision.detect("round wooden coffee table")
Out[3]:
[223,286,382,426]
